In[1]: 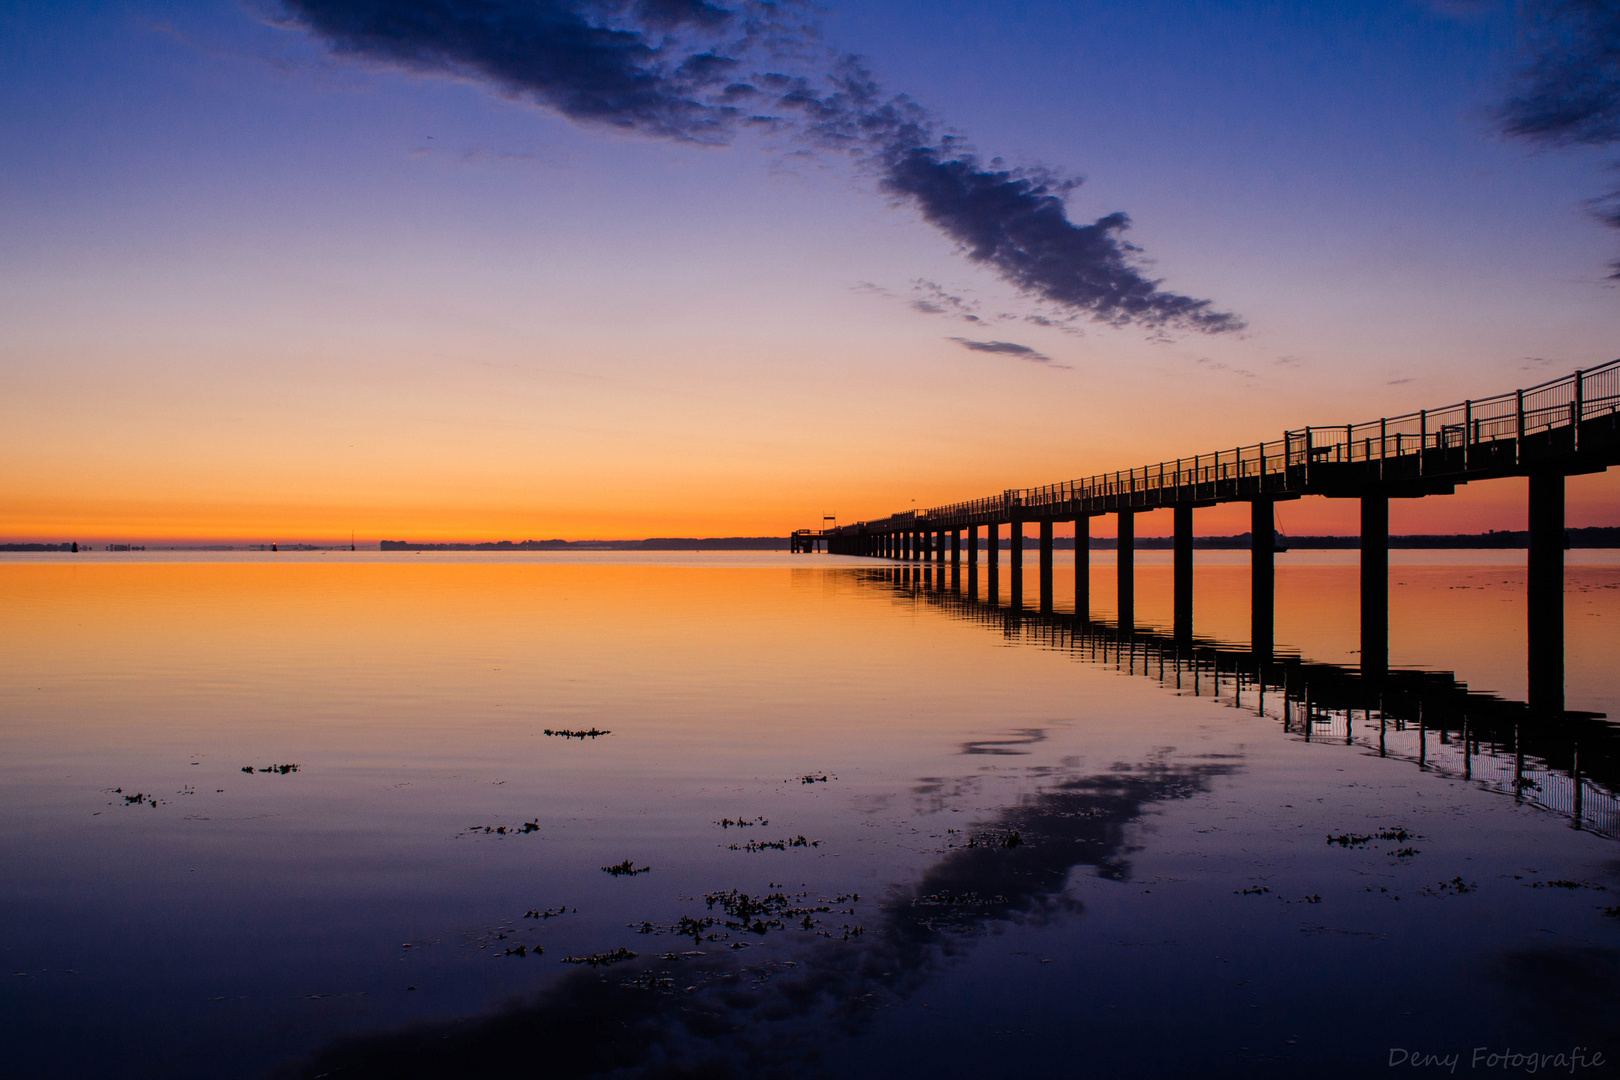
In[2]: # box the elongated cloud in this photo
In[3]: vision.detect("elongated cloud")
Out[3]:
[947,336,1062,367]
[278,0,1242,334]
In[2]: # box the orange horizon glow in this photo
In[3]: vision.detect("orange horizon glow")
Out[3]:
[5,466,1618,546]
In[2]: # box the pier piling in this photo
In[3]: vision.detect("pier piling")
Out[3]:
[1173,504,1193,642]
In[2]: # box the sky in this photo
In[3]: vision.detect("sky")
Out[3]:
[4,0,1620,543]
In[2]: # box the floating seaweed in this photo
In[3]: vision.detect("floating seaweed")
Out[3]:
[957,830,1022,849]
[1236,886,1271,896]
[1528,879,1606,890]
[602,860,651,877]
[501,944,537,958]
[726,835,820,852]
[673,915,720,941]
[241,764,299,774]
[913,891,999,907]
[700,889,838,936]
[1420,877,1477,897]
[561,947,636,967]
[523,906,569,919]
[543,729,611,739]
[457,819,541,838]
[715,817,766,828]
[793,774,831,784]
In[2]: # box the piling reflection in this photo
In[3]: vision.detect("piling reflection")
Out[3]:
[862,564,1620,838]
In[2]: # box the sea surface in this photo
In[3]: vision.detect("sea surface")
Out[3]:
[3,550,1620,1079]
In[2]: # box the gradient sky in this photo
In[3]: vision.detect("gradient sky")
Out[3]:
[4,0,1620,543]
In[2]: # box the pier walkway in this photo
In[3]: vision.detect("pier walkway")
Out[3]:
[801,363,1620,712]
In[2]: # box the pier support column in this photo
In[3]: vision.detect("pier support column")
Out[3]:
[1010,516,1024,609]
[1251,499,1274,659]
[1529,470,1565,714]
[1075,516,1090,620]
[1361,494,1389,678]
[1174,505,1193,642]
[1039,521,1054,613]
[951,529,961,564]
[987,522,1000,604]
[1117,510,1135,630]
[968,526,980,592]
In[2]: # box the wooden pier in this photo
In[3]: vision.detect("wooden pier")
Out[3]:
[806,362,1620,713]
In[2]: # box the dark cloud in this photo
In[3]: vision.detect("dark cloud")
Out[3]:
[1499,0,1620,148]
[1498,0,1620,268]
[278,0,1243,334]
[277,0,754,143]
[947,336,1063,367]
[880,147,1237,332]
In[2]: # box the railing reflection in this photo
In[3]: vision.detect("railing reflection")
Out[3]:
[861,565,1620,839]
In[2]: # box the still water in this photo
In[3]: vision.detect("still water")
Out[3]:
[3,551,1620,1079]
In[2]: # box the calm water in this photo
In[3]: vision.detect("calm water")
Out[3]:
[4,551,1620,1079]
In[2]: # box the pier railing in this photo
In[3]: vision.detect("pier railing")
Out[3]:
[834,360,1620,535]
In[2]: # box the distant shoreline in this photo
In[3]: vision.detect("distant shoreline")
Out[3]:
[380,527,1620,550]
[7,527,1620,553]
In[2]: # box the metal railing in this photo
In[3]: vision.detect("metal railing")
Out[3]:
[835,361,1620,534]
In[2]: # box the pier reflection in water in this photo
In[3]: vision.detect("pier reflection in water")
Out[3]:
[871,561,1620,838]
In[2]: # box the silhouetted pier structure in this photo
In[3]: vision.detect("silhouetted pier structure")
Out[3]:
[864,565,1620,838]
[789,530,826,553]
[810,363,1620,714]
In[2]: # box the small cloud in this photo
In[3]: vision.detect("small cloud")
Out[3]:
[1274,354,1305,368]
[948,337,1071,370]
[911,280,983,322]
[1520,356,1558,371]
[1387,377,1415,385]
[1193,356,1255,379]
[1022,312,1086,338]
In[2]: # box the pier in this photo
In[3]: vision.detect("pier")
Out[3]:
[806,362,1620,713]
